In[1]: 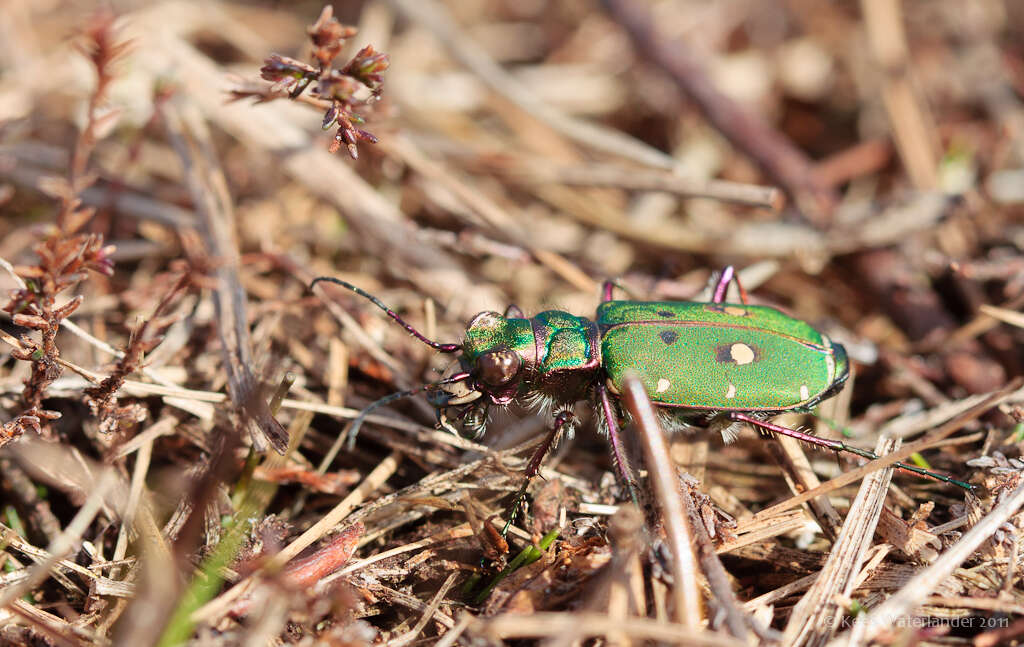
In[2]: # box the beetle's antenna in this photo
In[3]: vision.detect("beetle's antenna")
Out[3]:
[311,277,461,353]
[345,372,471,449]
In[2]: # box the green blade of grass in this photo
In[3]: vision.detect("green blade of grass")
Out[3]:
[472,528,559,604]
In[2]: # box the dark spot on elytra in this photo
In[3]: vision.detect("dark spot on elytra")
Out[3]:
[657,310,674,318]
[715,345,732,363]
[659,330,678,345]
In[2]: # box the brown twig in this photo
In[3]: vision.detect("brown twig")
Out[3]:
[783,435,897,646]
[228,521,364,618]
[845,478,1024,645]
[599,0,838,224]
[509,159,785,211]
[0,456,62,544]
[764,432,843,542]
[860,0,939,189]
[679,477,760,641]
[385,0,682,171]
[162,99,288,454]
[0,466,120,612]
[191,451,403,624]
[84,273,189,434]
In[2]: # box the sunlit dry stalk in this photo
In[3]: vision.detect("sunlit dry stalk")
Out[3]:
[620,374,702,630]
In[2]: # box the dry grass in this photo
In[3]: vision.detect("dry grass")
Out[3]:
[3,1,1024,646]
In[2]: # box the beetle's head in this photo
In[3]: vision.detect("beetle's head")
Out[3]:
[310,277,535,446]
[427,311,537,439]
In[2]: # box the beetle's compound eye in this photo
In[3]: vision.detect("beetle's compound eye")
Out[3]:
[476,349,521,387]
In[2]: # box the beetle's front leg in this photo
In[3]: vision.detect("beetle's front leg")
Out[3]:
[501,409,575,537]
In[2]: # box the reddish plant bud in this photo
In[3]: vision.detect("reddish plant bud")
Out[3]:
[307,5,355,67]
[260,54,317,83]
[13,313,50,329]
[53,295,84,319]
[14,265,46,279]
[341,45,389,91]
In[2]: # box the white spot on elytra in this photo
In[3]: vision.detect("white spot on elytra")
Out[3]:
[730,343,755,365]
[656,378,671,393]
[800,384,810,400]
[726,383,737,399]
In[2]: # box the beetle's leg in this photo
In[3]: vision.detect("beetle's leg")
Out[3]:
[504,304,525,319]
[601,280,617,302]
[501,410,576,537]
[597,382,640,505]
[711,266,734,303]
[711,266,751,305]
[727,412,973,490]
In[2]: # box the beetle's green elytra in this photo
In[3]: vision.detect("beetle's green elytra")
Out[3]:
[598,300,849,412]
[310,265,972,528]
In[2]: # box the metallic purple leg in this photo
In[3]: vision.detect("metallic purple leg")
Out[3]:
[526,411,574,478]
[712,266,734,303]
[711,266,750,305]
[727,411,971,488]
[601,280,616,302]
[502,410,575,536]
[598,383,640,504]
[728,411,847,450]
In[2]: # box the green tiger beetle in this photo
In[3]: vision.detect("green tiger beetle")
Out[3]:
[312,267,972,530]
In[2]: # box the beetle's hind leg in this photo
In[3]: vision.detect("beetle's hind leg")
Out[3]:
[501,409,576,537]
[711,266,750,305]
[727,411,973,489]
[601,279,643,302]
[601,280,617,302]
